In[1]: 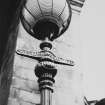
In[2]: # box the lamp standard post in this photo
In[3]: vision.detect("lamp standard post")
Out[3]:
[35,64,57,105]
[16,47,74,105]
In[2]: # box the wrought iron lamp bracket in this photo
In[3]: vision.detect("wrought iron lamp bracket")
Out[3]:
[16,49,75,66]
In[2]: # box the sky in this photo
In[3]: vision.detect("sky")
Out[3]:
[80,0,105,101]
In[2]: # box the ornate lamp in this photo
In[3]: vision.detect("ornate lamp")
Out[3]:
[20,0,72,41]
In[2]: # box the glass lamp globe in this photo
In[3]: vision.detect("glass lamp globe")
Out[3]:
[20,0,72,41]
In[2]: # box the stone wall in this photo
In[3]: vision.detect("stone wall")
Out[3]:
[0,1,25,105]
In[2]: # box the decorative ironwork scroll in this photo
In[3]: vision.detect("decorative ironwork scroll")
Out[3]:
[16,49,75,66]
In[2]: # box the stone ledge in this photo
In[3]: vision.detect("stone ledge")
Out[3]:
[9,87,40,104]
[11,76,39,93]
[13,66,37,81]
[8,97,40,105]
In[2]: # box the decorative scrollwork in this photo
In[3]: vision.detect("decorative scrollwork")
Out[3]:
[16,49,75,66]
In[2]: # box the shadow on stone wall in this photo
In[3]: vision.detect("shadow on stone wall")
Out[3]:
[0,1,24,105]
